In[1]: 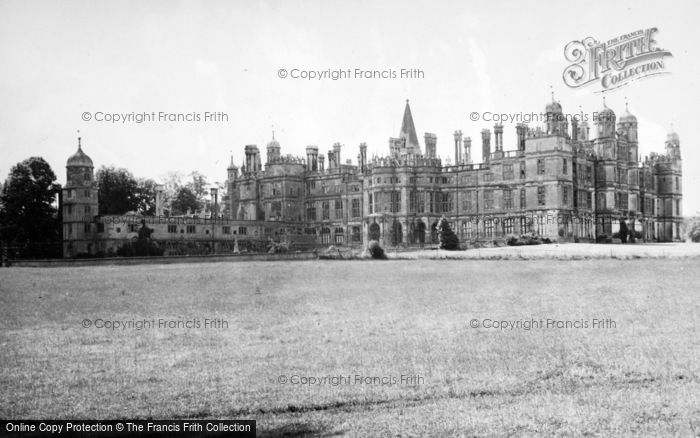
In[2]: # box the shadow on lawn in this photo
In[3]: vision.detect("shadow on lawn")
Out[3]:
[259,422,342,437]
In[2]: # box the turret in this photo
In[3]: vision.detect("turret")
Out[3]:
[227,155,239,181]
[63,135,98,257]
[266,132,281,163]
[665,130,681,161]
[618,102,638,162]
[594,97,616,139]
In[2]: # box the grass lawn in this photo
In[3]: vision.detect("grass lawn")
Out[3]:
[1,259,699,436]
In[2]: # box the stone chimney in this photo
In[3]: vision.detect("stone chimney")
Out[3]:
[453,130,463,165]
[359,142,367,172]
[424,133,437,158]
[306,146,319,171]
[464,137,472,164]
[481,129,491,163]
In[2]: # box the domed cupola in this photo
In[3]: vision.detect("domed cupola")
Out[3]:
[665,126,681,161]
[595,96,616,139]
[619,107,637,124]
[67,137,93,168]
[266,130,281,163]
[545,100,562,114]
[666,130,680,145]
[65,135,95,188]
[545,88,567,136]
[617,100,638,142]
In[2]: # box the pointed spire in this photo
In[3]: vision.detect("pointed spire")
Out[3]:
[77,130,82,149]
[625,96,629,112]
[399,99,420,151]
[271,125,275,141]
[550,85,554,102]
[602,95,607,108]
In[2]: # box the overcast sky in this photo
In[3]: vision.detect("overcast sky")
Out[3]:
[1,0,698,213]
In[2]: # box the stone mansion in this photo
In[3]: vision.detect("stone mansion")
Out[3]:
[62,98,683,257]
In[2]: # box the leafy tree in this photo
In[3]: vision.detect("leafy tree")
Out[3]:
[0,157,61,257]
[187,171,209,200]
[171,187,201,215]
[437,215,460,250]
[159,171,210,216]
[367,240,386,259]
[159,171,185,216]
[136,178,158,216]
[96,166,139,214]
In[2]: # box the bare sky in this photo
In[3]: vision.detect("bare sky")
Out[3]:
[1,0,697,213]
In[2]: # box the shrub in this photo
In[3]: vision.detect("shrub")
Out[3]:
[619,221,629,243]
[367,240,386,259]
[686,216,700,242]
[437,216,460,250]
[506,235,522,246]
[596,233,612,243]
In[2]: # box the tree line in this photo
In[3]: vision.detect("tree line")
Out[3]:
[0,156,222,259]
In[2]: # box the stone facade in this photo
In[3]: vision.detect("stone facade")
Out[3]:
[62,99,683,257]
[227,100,683,247]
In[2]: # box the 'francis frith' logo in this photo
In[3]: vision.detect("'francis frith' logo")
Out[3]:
[563,28,672,92]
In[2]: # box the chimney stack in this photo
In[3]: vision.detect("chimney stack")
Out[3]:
[359,142,367,172]
[306,146,319,171]
[516,124,527,151]
[424,133,437,158]
[494,124,504,152]
[464,137,472,164]
[333,142,342,169]
[481,129,491,163]
[453,130,463,165]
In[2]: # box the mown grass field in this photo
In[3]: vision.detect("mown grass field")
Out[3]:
[1,259,699,437]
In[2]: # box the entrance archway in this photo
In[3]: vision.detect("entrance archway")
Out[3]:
[369,222,381,241]
[415,220,426,245]
[391,221,402,246]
